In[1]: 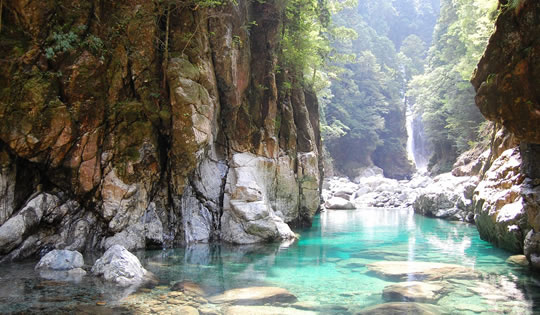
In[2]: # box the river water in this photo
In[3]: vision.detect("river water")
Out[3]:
[1,208,539,314]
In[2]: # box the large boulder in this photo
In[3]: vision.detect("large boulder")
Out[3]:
[324,197,355,210]
[35,249,87,282]
[35,249,84,270]
[91,244,149,287]
[473,148,527,253]
[413,173,478,222]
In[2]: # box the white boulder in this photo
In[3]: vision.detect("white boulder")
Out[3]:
[91,244,148,286]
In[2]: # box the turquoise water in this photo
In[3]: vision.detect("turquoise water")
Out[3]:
[1,208,540,314]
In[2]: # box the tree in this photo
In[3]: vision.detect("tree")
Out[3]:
[407,0,498,173]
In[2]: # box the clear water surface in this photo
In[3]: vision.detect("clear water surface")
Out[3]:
[1,208,540,314]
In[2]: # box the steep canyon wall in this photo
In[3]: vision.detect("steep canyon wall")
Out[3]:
[0,0,322,261]
[471,0,540,268]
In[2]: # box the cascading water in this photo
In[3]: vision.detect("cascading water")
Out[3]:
[405,98,430,172]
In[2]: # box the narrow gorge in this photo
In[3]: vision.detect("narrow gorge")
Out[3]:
[0,0,540,314]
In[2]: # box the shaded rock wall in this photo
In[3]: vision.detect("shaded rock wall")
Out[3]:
[0,0,322,260]
[471,0,540,264]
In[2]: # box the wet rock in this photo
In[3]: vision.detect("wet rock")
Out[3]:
[473,148,526,253]
[382,281,446,303]
[506,255,529,266]
[35,249,84,271]
[170,281,207,296]
[209,286,297,305]
[367,261,477,281]
[91,245,150,287]
[356,302,444,315]
[223,305,316,315]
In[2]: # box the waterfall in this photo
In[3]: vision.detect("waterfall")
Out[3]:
[405,99,430,172]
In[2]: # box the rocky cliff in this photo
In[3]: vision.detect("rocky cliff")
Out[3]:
[471,0,540,267]
[0,0,323,261]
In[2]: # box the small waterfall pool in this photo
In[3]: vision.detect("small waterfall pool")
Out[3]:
[1,208,539,314]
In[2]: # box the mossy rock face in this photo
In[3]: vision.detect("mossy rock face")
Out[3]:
[108,101,159,184]
[0,0,324,259]
[0,70,74,161]
[471,0,540,143]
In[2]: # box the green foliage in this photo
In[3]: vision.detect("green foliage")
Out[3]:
[44,25,106,60]
[407,0,497,171]
[280,0,332,84]
[319,0,437,176]
[45,31,79,59]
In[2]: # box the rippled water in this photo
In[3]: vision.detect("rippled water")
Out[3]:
[1,208,540,314]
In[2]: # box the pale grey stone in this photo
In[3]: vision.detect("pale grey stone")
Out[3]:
[35,249,84,270]
[414,173,478,222]
[0,193,59,255]
[91,244,147,287]
[324,197,355,210]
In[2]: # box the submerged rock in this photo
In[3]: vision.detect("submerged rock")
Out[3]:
[208,286,297,305]
[170,280,207,296]
[506,255,529,267]
[223,305,316,315]
[382,281,446,303]
[91,245,151,287]
[367,261,477,281]
[356,302,444,315]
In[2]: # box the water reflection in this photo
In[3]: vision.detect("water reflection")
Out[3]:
[0,209,539,314]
